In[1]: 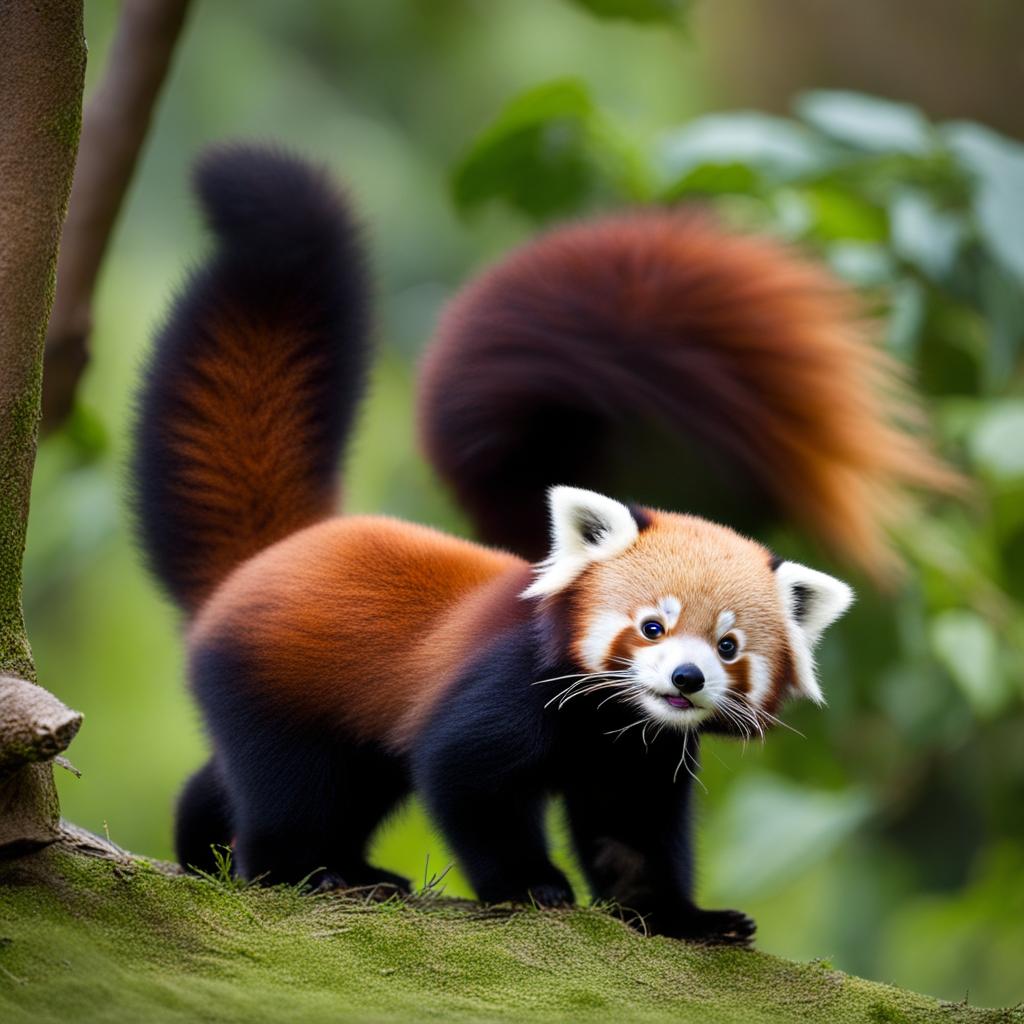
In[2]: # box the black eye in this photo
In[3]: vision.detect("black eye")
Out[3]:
[641,620,665,640]
[717,634,739,661]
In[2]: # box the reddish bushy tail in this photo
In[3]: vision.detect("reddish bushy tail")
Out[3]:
[133,144,371,613]
[418,211,955,577]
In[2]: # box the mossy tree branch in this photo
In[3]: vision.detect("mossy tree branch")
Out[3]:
[0,848,1012,1023]
[0,0,86,852]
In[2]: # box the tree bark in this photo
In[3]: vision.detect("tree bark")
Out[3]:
[0,677,82,855]
[42,0,192,433]
[0,0,86,679]
[0,0,86,849]
[0,676,82,777]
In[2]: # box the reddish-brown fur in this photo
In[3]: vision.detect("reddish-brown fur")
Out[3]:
[766,647,796,717]
[420,211,959,578]
[166,315,341,609]
[726,657,751,698]
[190,506,798,743]
[133,144,370,618]
[190,516,529,748]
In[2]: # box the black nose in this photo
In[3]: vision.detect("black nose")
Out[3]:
[671,663,705,694]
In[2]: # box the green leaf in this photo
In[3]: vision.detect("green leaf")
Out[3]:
[662,161,760,198]
[704,775,872,900]
[977,262,1024,387]
[969,401,1024,481]
[565,0,690,23]
[660,112,831,190]
[796,90,933,156]
[826,243,896,287]
[451,80,594,220]
[889,189,965,282]
[944,121,1024,283]
[771,189,814,238]
[885,278,927,360]
[451,79,635,220]
[929,610,1007,716]
[802,182,888,241]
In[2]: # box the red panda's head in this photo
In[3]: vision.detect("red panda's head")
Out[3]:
[524,487,853,735]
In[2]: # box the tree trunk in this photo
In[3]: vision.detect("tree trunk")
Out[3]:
[0,0,86,853]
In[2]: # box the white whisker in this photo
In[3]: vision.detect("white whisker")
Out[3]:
[597,687,638,710]
[558,680,632,708]
[713,697,755,746]
[604,719,646,740]
[717,692,763,743]
[673,739,707,792]
[706,744,732,772]
[533,669,631,688]
[543,671,625,709]
[641,721,655,752]
[532,671,592,687]
[751,705,805,738]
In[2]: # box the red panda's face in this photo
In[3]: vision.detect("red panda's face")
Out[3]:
[571,516,793,734]
[525,488,854,737]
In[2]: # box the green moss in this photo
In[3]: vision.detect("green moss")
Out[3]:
[0,850,1017,1024]
[0,368,41,681]
[48,96,84,155]
[0,9,83,682]
[0,264,49,682]
[869,1004,913,1024]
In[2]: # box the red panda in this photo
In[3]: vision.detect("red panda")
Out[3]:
[134,145,950,944]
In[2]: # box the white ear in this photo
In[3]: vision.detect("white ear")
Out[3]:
[522,487,640,599]
[774,561,854,703]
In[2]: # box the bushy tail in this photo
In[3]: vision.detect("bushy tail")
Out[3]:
[133,144,371,614]
[418,211,956,577]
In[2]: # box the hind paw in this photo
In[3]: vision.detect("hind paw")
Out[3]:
[676,908,756,947]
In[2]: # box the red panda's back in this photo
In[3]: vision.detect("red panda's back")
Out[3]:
[189,516,529,747]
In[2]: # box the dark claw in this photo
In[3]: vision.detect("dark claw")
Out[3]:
[680,908,756,947]
[310,870,349,893]
[311,866,412,900]
[528,882,575,908]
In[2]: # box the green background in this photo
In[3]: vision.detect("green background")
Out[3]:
[28,0,1024,1009]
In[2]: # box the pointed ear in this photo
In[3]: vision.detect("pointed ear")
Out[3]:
[774,560,854,703]
[522,487,640,599]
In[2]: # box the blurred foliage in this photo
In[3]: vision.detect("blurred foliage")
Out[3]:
[565,0,691,25]
[23,0,1023,1010]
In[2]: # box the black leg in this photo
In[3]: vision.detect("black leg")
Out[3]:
[191,644,411,891]
[410,626,571,907]
[419,775,572,907]
[175,758,233,874]
[229,728,410,890]
[563,731,754,945]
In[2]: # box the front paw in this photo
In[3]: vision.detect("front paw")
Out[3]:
[527,880,575,908]
[675,907,756,947]
[478,871,575,908]
[309,869,349,893]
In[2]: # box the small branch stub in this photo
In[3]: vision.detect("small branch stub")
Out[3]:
[0,675,82,777]
[0,677,82,855]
